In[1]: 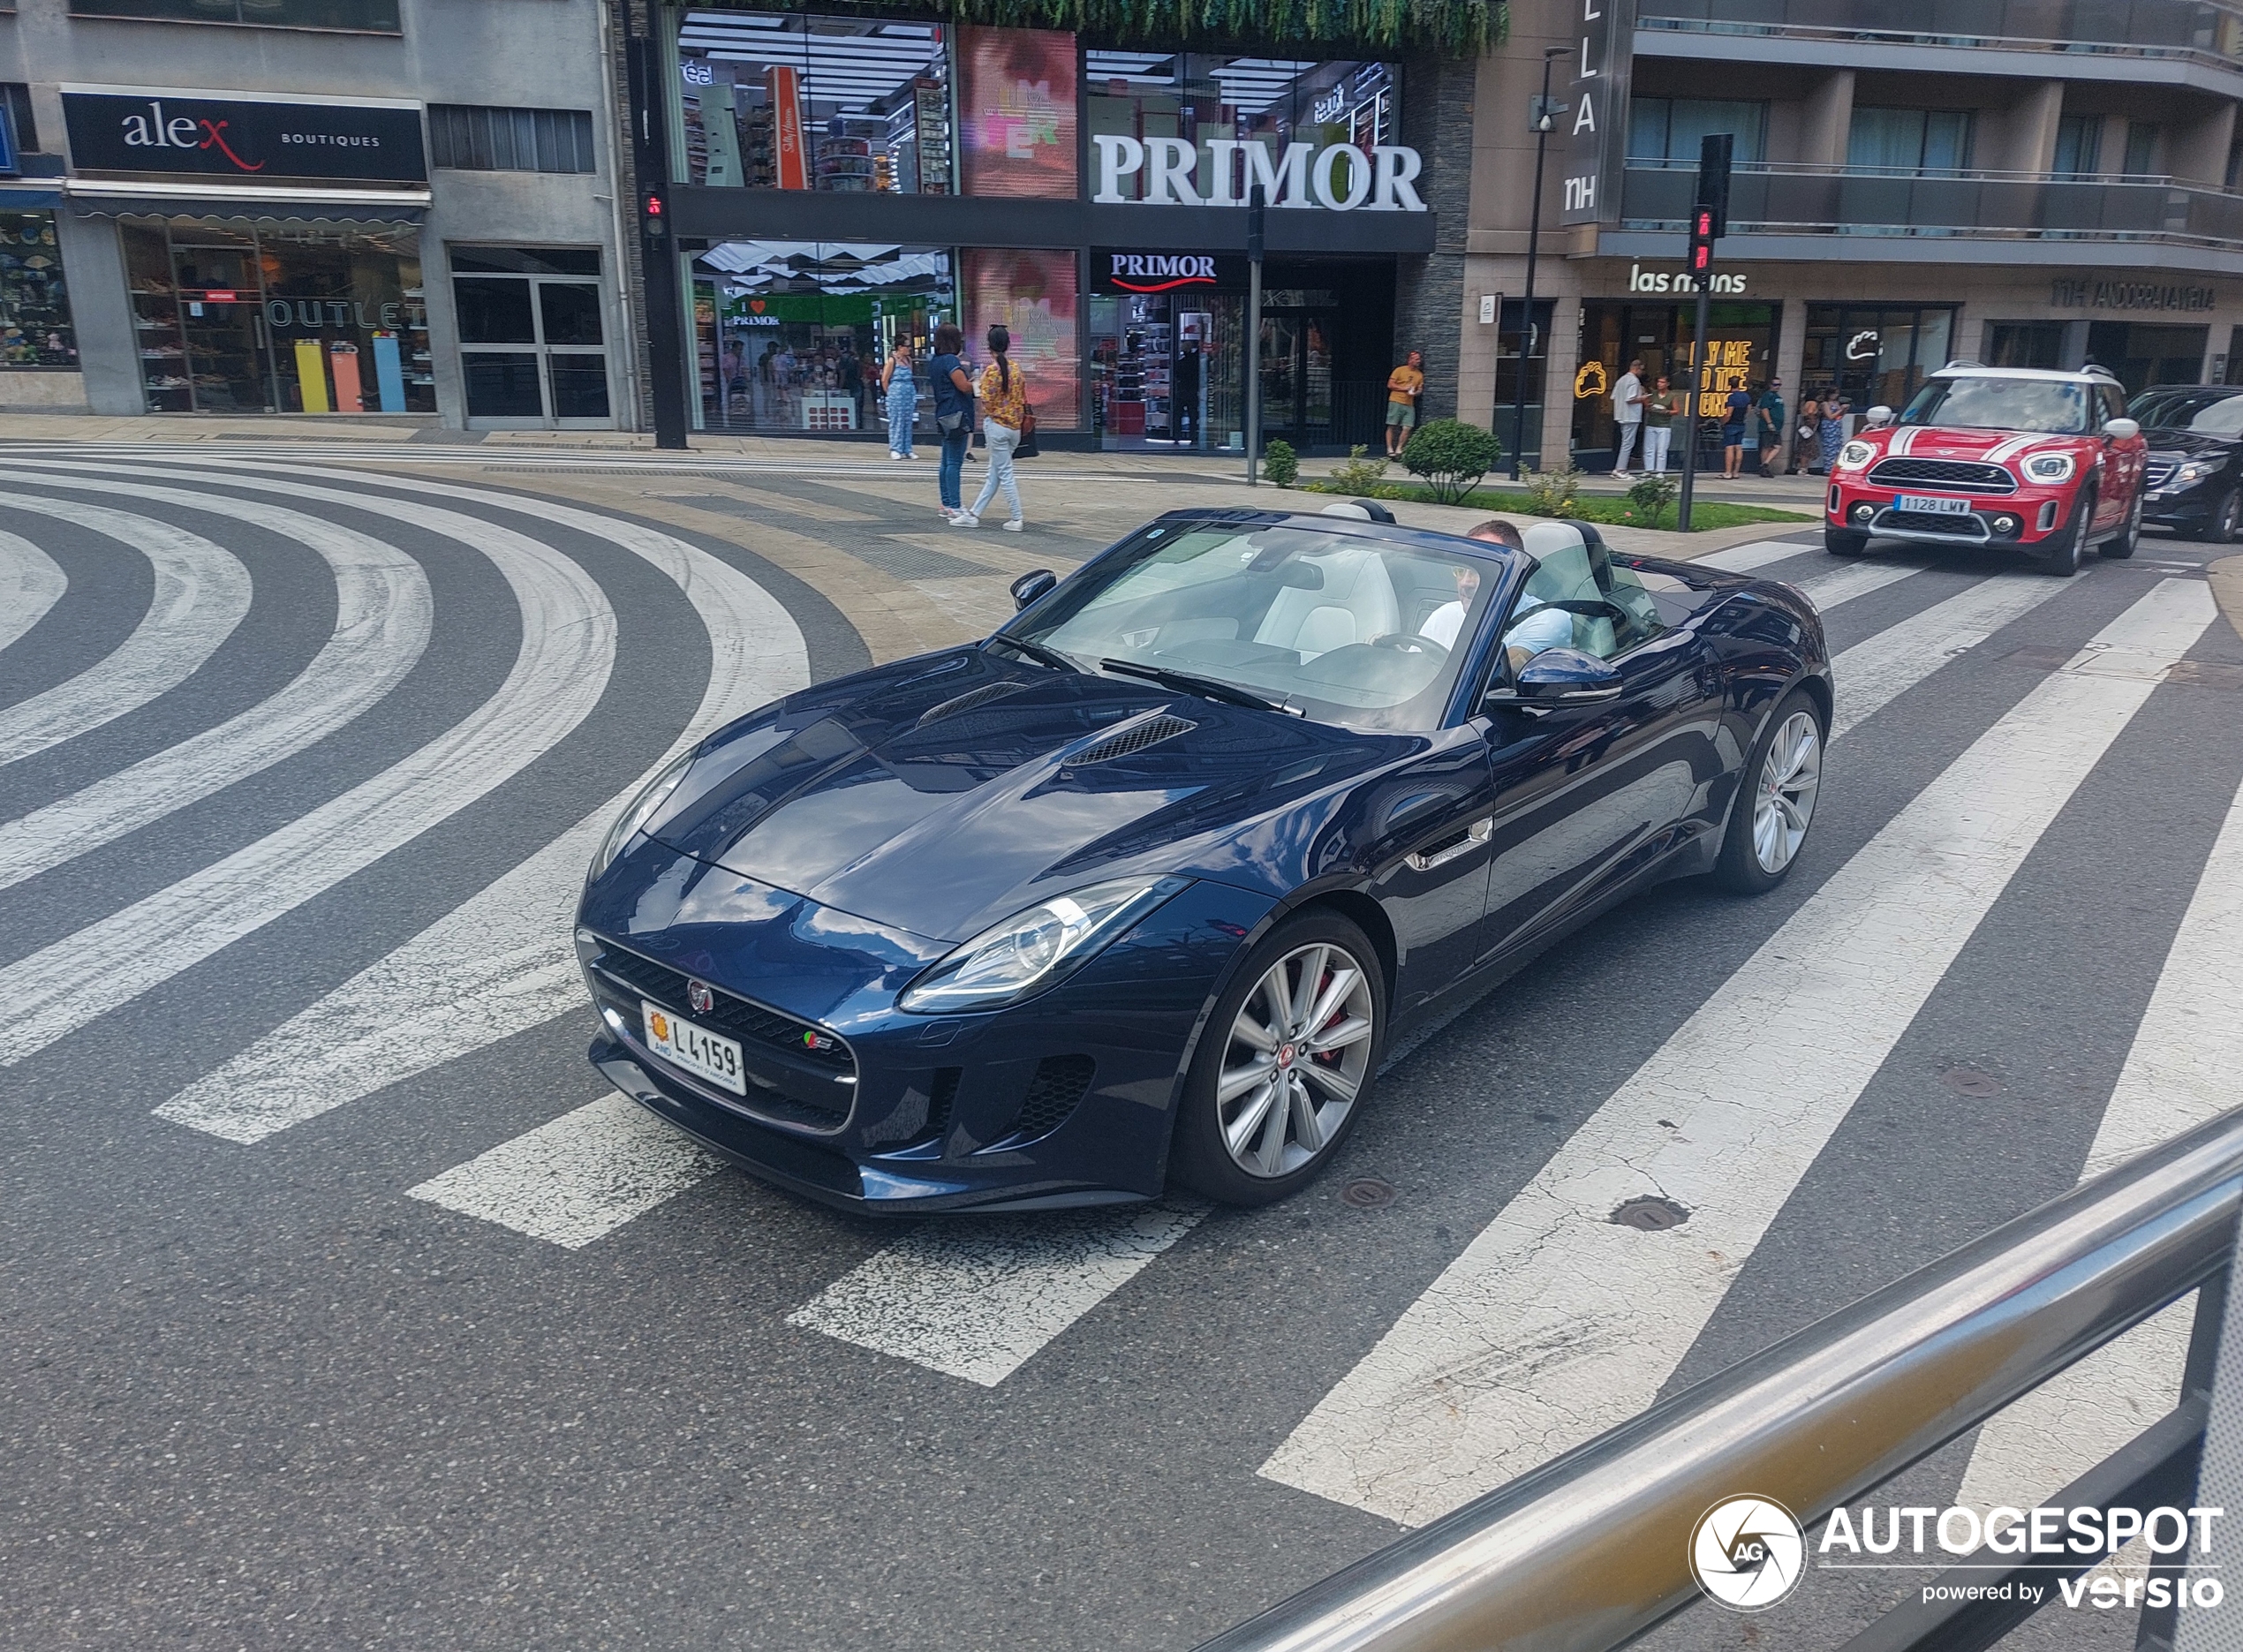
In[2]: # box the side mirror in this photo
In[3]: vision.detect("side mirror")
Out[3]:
[1864,404,1895,428]
[1009,569,1057,611]
[1490,647,1623,708]
[2104,417,2141,441]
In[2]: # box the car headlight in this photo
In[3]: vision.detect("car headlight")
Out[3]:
[2023,452,2076,484]
[1837,441,1875,470]
[2175,458,2222,485]
[588,750,695,882]
[898,875,1191,1014]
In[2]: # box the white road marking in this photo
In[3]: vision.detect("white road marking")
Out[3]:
[0,496,252,765]
[0,491,615,1065]
[1954,760,2243,1517]
[789,1203,1208,1386]
[1829,570,2076,740]
[0,530,67,657]
[1789,557,1922,612]
[405,1091,723,1248]
[1259,577,2217,1528]
[0,479,431,891]
[1695,539,1816,573]
[153,468,808,1143]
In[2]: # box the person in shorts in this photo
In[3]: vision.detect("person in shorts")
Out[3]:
[1386,351,1424,456]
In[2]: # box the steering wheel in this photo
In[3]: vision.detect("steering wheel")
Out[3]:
[1371,633,1449,661]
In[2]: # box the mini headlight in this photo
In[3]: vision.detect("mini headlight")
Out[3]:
[1837,441,1875,470]
[2023,452,2076,484]
[589,750,696,883]
[899,875,1191,1013]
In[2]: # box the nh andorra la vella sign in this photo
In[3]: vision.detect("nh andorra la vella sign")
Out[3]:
[1091,137,1426,211]
[61,87,427,183]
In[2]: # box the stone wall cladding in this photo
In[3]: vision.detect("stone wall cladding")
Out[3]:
[1395,50,1477,425]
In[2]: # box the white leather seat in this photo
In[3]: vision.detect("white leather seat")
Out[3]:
[1517,523,1617,658]
[1253,547,1401,660]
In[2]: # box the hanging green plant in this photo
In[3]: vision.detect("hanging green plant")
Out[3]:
[666,0,1505,55]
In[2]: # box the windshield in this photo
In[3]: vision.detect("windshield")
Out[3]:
[1900,376,2089,434]
[2137,392,2243,436]
[1005,522,1505,731]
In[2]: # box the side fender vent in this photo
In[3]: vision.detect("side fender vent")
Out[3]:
[1010,1055,1096,1142]
[1067,713,1196,766]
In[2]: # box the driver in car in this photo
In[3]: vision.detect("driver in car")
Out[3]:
[1419,517,1574,668]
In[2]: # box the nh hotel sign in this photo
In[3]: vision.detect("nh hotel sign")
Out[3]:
[1093,137,1428,212]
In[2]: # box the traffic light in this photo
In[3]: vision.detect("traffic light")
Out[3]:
[642,192,668,238]
[1688,207,1717,275]
[1689,132,1732,276]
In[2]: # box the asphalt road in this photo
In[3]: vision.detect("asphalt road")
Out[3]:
[1,443,2238,1651]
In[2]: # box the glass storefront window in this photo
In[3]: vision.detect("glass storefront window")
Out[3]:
[121,217,432,415]
[957,26,1078,199]
[1083,54,1396,203]
[692,241,954,433]
[676,11,952,192]
[1802,305,1957,413]
[0,211,77,370]
[1091,290,1236,450]
[1573,299,1781,468]
[452,246,611,426]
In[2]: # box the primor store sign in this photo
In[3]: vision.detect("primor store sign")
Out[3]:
[62,88,427,184]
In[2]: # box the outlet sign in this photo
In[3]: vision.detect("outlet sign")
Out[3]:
[1092,137,1424,212]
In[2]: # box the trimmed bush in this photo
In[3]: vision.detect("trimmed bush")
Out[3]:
[1400,419,1504,505]
[1262,439,1299,487]
[1625,472,1679,529]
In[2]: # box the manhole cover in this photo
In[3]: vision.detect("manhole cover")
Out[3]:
[1611,1196,1689,1232]
[1341,1178,1396,1209]
[1942,1066,2002,1097]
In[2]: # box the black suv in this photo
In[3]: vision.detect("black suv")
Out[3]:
[2131,385,2243,542]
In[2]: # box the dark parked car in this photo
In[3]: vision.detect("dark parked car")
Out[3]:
[575,510,1831,1213]
[2130,385,2243,541]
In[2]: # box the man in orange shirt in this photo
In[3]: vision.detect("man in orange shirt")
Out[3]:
[1385,350,1425,456]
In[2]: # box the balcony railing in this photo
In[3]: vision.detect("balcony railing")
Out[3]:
[1621,162,2243,249]
[1639,0,2243,71]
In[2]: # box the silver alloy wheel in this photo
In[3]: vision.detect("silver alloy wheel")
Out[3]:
[1216,941,1376,1179]
[1752,711,1823,875]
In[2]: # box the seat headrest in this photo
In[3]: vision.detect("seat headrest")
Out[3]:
[1319,499,1397,524]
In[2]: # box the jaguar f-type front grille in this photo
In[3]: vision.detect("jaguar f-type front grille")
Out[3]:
[590,945,854,1074]
[1867,457,2017,494]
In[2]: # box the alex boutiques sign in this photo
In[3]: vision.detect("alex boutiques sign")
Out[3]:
[62,87,427,183]
[1092,136,1425,212]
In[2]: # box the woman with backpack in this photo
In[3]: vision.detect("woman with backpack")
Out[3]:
[929,322,976,520]
[955,323,1027,532]
[880,337,918,460]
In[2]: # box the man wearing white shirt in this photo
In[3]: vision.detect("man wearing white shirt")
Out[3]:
[1611,358,1646,480]
[1418,518,1570,661]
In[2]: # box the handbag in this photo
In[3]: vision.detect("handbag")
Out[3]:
[937,407,968,437]
[1015,404,1039,459]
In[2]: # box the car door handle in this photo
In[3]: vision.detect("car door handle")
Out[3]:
[1407,817,1493,871]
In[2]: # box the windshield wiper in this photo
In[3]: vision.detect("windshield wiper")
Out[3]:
[985,632,1081,673]
[1099,658,1298,715]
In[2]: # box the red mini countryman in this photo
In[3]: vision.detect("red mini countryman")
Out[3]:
[1824,364,2149,575]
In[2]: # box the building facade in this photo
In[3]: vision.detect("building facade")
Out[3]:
[0,0,631,428]
[644,3,1487,451]
[1457,0,2243,472]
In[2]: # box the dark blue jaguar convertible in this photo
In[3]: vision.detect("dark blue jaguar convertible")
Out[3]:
[575,509,1830,1212]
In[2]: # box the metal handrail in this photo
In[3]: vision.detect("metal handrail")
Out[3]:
[1196,1106,2243,1652]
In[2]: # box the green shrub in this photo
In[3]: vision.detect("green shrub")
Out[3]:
[1323,444,1388,494]
[1624,472,1679,529]
[1521,465,1585,517]
[1400,419,1504,505]
[1262,439,1299,487]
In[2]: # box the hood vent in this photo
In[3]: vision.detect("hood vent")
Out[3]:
[915,680,1029,728]
[1067,713,1197,766]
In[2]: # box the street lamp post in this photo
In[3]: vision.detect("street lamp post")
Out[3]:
[1245,183,1265,486]
[1510,47,1568,482]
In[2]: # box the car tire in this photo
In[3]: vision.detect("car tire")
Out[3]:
[1824,527,1869,557]
[2194,490,2242,544]
[2037,487,2092,577]
[1170,909,1386,1208]
[1714,687,1826,896]
[2099,491,2141,560]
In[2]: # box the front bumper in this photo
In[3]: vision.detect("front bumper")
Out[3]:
[1825,477,2071,547]
[576,856,1276,1214]
[2142,476,2224,528]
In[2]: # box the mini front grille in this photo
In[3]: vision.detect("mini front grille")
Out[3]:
[1010,1055,1096,1141]
[591,945,853,1074]
[1880,509,1986,538]
[1867,457,2017,494]
[1068,714,1196,766]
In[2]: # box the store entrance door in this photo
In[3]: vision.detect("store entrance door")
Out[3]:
[1257,305,1336,448]
[452,246,614,430]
